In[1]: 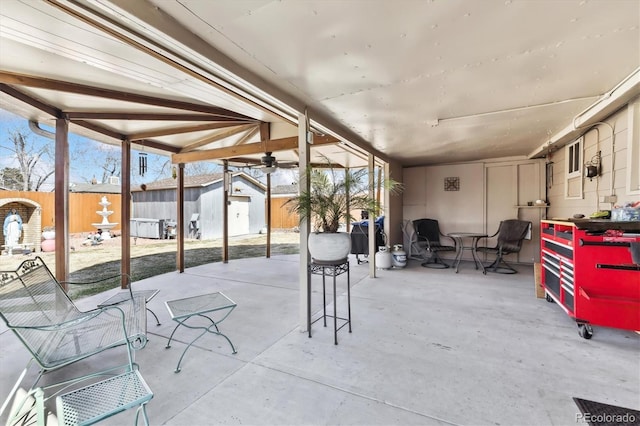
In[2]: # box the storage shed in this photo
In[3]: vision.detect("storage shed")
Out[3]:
[131,172,266,240]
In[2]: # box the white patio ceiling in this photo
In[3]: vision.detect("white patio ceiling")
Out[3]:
[0,0,639,168]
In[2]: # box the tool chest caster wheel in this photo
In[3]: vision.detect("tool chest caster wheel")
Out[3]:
[578,324,593,339]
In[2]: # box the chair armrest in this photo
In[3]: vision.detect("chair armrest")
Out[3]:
[487,229,500,238]
[475,229,499,248]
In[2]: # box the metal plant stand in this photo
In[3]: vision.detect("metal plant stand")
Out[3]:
[308,258,351,345]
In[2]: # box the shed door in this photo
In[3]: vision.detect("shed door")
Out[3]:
[228,197,250,236]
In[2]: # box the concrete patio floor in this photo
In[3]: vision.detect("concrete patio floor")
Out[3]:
[1,254,639,425]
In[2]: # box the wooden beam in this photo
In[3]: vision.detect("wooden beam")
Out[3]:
[179,124,257,152]
[66,112,250,121]
[128,121,252,141]
[131,139,181,154]
[172,134,339,164]
[72,119,125,140]
[234,126,259,145]
[0,70,254,120]
[0,83,61,118]
[47,0,295,127]
[69,120,182,153]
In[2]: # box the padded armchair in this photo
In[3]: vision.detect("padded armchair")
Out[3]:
[412,219,457,268]
[477,219,531,274]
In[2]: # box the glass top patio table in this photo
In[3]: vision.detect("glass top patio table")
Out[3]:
[98,289,161,327]
[165,292,237,373]
[447,232,488,274]
[165,292,236,320]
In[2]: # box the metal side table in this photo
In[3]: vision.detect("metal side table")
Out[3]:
[99,289,161,326]
[165,292,237,373]
[308,258,351,345]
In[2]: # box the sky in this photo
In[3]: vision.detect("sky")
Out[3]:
[0,108,170,190]
[0,108,298,191]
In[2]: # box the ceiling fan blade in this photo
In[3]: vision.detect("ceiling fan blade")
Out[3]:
[276,162,299,169]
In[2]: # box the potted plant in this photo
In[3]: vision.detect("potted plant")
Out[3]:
[286,160,401,263]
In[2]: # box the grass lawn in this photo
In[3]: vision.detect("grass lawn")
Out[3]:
[0,232,300,298]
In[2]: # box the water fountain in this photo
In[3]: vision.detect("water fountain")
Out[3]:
[92,196,118,239]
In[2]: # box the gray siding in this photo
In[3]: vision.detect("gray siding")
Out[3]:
[131,174,265,240]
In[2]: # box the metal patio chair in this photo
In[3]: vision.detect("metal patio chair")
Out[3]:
[0,256,153,425]
[477,219,532,274]
[412,218,457,268]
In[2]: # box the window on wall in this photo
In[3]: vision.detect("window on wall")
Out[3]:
[627,97,640,195]
[565,137,584,199]
[567,138,582,177]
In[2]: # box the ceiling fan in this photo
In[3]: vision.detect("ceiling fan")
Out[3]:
[258,152,298,173]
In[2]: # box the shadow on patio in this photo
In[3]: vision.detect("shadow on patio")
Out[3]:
[2,254,638,425]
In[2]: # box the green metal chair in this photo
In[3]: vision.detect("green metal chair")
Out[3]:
[0,256,153,425]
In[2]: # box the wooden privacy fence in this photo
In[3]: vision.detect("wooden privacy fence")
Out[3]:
[0,191,122,234]
[269,197,298,230]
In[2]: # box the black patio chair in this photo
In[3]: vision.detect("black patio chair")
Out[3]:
[477,219,531,274]
[412,219,457,268]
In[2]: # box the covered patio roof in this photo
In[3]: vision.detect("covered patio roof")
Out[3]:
[0,0,391,169]
[2,1,638,166]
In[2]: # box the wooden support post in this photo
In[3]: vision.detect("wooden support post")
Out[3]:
[176,163,185,272]
[368,154,376,278]
[223,160,229,263]
[260,122,272,259]
[54,118,69,285]
[298,112,311,332]
[266,172,271,258]
[121,139,131,288]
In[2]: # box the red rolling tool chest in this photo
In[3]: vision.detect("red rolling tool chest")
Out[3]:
[540,219,640,339]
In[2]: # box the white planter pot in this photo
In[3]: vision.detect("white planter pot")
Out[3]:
[308,232,351,263]
[42,231,55,240]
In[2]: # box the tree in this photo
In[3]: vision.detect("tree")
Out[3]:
[5,130,54,191]
[0,167,24,190]
[99,150,121,183]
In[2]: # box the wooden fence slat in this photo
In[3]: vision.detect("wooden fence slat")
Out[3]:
[0,191,121,234]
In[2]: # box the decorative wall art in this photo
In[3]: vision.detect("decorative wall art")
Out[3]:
[444,177,460,191]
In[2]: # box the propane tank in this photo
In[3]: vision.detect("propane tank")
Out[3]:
[392,244,407,268]
[375,246,392,270]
